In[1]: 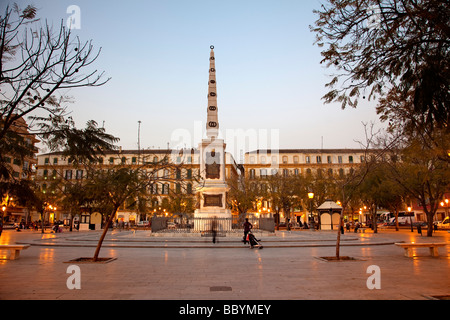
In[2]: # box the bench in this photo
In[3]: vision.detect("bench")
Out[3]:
[0,244,30,260]
[395,243,447,258]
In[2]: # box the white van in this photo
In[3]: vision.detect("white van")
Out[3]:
[436,217,450,229]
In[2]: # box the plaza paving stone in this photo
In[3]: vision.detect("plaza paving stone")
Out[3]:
[0,228,449,301]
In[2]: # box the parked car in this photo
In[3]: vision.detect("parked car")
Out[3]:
[167,222,177,229]
[412,221,427,227]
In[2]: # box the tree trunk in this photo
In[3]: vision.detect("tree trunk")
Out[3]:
[40,211,45,234]
[336,206,346,259]
[426,212,434,237]
[93,207,117,261]
[394,209,399,231]
[69,209,73,232]
[372,206,378,233]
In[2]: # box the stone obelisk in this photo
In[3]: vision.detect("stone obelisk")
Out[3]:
[194,45,231,232]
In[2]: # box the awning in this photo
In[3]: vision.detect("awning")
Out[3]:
[317,200,342,211]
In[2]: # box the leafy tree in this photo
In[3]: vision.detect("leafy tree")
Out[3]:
[81,153,195,261]
[0,4,114,212]
[86,167,148,261]
[370,161,408,231]
[265,174,302,229]
[227,175,260,221]
[356,161,387,233]
[1,4,109,139]
[311,0,449,132]
[0,4,111,173]
[382,135,450,236]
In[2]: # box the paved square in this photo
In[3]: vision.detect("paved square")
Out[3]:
[0,228,449,301]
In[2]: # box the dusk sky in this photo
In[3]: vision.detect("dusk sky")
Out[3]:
[5,0,385,161]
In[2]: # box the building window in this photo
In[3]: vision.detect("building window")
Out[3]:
[282,156,288,164]
[249,169,255,179]
[44,158,49,165]
[349,156,354,163]
[338,156,343,164]
[187,183,193,194]
[339,168,344,177]
[132,157,137,164]
[327,156,332,164]
[109,157,115,164]
[306,156,310,164]
[187,169,192,179]
[283,169,289,177]
[293,156,299,164]
[260,169,267,177]
[76,170,83,180]
[65,170,72,180]
[43,169,48,179]
[176,183,181,194]
[162,184,169,194]
[53,158,58,164]
[360,155,365,163]
[316,156,322,164]
[294,168,299,175]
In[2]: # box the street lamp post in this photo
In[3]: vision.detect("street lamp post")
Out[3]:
[440,199,449,219]
[1,206,5,236]
[308,192,314,231]
[408,206,413,232]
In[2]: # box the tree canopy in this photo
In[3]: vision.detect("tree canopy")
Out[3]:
[311,0,449,133]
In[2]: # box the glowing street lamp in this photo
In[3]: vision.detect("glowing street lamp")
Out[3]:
[407,206,413,232]
[308,192,314,230]
[440,199,449,220]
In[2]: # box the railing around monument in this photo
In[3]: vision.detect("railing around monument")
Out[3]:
[151,216,275,233]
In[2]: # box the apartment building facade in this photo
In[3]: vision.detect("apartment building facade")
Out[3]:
[1,116,40,224]
[34,148,240,227]
[244,148,369,179]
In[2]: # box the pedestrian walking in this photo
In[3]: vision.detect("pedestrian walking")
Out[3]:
[243,218,252,244]
[211,218,217,244]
